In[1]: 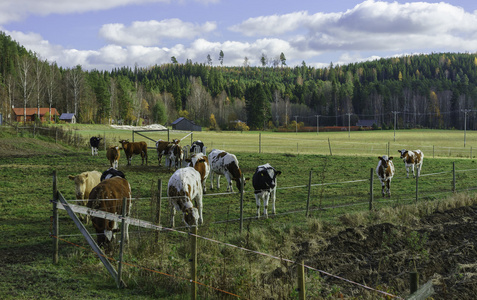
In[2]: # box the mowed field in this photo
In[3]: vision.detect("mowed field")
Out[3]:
[2,125,477,299]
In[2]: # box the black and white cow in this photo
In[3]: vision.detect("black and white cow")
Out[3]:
[190,140,206,155]
[101,168,126,181]
[252,163,281,218]
[90,136,102,156]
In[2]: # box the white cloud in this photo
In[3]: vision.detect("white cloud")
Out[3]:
[0,0,170,24]
[229,11,308,36]
[99,19,217,46]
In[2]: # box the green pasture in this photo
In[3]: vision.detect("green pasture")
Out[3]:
[2,125,477,299]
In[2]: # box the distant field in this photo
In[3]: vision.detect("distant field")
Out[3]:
[62,124,477,159]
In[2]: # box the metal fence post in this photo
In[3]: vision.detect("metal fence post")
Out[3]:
[306,171,312,217]
[297,260,305,300]
[453,162,456,193]
[190,226,198,300]
[240,174,244,234]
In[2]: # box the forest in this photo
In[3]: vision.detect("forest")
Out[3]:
[1,31,477,130]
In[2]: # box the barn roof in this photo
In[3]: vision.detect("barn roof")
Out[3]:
[59,113,75,120]
[356,119,377,127]
[12,107,59,116]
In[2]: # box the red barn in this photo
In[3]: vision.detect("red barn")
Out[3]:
[12,107,60,123]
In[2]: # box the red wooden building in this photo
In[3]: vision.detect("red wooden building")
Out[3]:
[12,107,60,123]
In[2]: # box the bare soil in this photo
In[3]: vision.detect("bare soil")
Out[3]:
[300,205,477,299]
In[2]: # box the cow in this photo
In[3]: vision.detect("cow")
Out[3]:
[187,153,210,193]
[68,170,101,224]
[101,168,125,181]
[190,140,206,155]
[106,146,121,169]
[208,149,247,193]
[87,176,132,247]
[156,139,172,166]
[167,167,203,228]
[90,136,102,156]
[167,143,184,171]
[376,155,395,197]
[398,149,424,178]
[252,163,282,218]
[119,140,148,166]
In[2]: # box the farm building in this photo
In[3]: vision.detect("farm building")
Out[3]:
[59,113,76,124]
[356,119,377,128]
[12,107,59,123]
[171,117,202,131]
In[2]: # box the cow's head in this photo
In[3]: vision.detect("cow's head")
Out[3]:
[398,149,408,159]
[378,156,393,169]
[68,173,88,200]
[119,140,129,147]
[183,207,200,227]
[233,175,249,193]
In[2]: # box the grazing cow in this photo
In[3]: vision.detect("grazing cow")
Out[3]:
[90,136,102,156]
[398,149,424,178]
[252,163,282,218]
[156,139,172,166]
[167,167,203,227]
[119,140,148,166]
[87,177,132,247]
[106,146,121,169]
[208,149,247,193]
[101,168,126,181]
[376,155,395,197]
[190,140,206,155]
[187,153,210,193]
[68,170,101,223]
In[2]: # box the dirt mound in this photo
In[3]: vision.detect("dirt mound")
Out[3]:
[302,206,477,299]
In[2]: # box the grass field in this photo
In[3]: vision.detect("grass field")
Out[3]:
[2,125,477,299]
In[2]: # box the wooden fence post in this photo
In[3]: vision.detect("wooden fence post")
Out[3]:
[297,260,305,300]
[52,170,59,264]
[453,162,456,193]
[369,168,374,211]
[410,271,419,294]
[190,226,198,300]
[117,197,127,289]
[240,174,244,234]
[155,179,162,243]
[306,171,312,217]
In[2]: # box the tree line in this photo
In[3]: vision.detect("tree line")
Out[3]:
[1,31,477,130]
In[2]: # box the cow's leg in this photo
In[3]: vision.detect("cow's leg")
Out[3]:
[114,159,118,169]
[386,180,391,197]
[263,192,271,218]
[225,174,233,192]
[411,164,415,178]
[209,172,214,190]
[255,194,261,218]
[405,165,410,178]
[195,197,203,225]
[216,175,221,190]
[417,162,422,177]
[91,147,94,156]
[380,181,385,197]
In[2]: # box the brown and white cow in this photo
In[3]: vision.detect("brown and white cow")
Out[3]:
[119,140,148,166]
[68,170,101,223]
[167,167,203,227]
[208,149,247,193]
[398,149,424,178]
[376,155,395,197]
[187,153,210,193]
[167,143,184,171]
[106,146,121,169]
[87,176,132,247]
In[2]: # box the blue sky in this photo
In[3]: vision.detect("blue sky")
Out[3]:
[1,0,476,71]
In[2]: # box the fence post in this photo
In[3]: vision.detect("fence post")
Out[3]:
[369,168,374,211]
[453,162,456,193]
[306,171,312,217]
[415,173,419,203]
[410,271,419,294]
[328,138,332,156]
[471,147,473,159]
[117,197,127,289]
[259,133,261,154]
[52,170,59,264]
[155,179,162,243]
[240,174,244,234]
[433,145,435,158]
[190,226,198,300]
[297,260,306,300]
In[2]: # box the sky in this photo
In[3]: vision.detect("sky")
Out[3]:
[0,0,476,71]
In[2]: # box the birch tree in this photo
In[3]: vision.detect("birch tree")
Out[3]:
[17,55,35,123]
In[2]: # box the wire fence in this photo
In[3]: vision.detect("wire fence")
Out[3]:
[52,162,477,299]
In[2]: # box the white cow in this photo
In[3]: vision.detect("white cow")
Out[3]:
[208,149,247,193]
[167,167,203,227]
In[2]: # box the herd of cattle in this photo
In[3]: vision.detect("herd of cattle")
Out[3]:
[74,136,424,247]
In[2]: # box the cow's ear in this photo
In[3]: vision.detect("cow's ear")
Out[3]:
[276,171,282,176]
[378,156,382,160]
[389,157,393,160]
[398,150,402,153]
[68,175,75,180]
